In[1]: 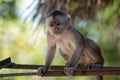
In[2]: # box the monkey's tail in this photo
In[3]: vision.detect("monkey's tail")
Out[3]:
[96,76,103,80]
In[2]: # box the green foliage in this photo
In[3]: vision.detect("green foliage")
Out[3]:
[0,17,46,80]
[0,0,16,18]
[102,0,120,24]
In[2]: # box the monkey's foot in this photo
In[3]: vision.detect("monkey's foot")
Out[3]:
[37,67,48,76]
[64,66,75,76]
[77,64,87,69]
[88,64,103,69]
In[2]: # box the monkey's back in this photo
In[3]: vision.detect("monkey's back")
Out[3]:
[79,37,104,66]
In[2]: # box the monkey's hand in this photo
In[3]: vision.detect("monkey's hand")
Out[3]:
[64,66,76,75]
[37,66,48,76]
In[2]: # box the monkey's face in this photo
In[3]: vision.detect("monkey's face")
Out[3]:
[46,15,69,35]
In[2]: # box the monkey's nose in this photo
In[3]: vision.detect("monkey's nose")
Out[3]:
[55,28,59,32]
[53,27,59,33]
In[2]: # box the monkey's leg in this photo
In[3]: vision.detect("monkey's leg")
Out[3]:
[96,76,103,80]
[88,63,103,69]
[77,64,87,69]
[88,63,103,80]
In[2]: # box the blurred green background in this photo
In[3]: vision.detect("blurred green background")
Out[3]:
[0,0,120,80]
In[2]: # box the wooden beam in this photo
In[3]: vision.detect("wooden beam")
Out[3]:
[0,69,120,78]
[1,63,120,77]
[5,63,120,70]
[0,58,120,78]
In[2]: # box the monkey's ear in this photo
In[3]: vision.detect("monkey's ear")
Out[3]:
[67,15,71,24]
[67,15,71,20]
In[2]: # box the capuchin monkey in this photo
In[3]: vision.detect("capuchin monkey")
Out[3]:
[37,10,104,80]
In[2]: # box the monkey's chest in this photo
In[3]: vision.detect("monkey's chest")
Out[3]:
[57,40,75,54]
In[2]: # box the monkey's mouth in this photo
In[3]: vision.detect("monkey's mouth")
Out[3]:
[53,28,61,34]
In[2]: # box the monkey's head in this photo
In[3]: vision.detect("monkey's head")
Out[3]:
[46,10,70,35]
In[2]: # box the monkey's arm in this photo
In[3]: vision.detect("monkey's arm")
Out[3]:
[67,45,84,67]
[64,43,83,75]
[44,44,56,69]
[44,32,56,69]
[37,32,56,76]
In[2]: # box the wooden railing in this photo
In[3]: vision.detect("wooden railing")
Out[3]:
[0,57,120,79]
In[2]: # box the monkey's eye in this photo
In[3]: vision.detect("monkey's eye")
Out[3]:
[56,23,60,26]
[50,23,54,27]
